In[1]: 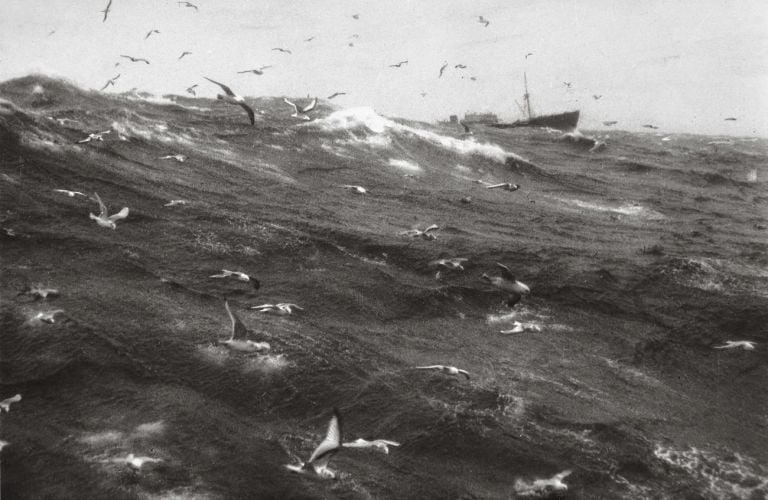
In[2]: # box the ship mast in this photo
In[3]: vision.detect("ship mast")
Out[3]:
[523,72,533,119]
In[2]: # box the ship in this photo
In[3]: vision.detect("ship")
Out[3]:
[490,73,579,131]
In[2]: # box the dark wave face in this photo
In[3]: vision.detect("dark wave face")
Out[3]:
[1,75,767,499]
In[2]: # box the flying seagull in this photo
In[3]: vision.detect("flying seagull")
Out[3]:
[414,365,470,379]
[178,51,192,60]
[250,303,303,316]
[602,120,618,126]
[77,130,111,143]
[285,408,343,479]
[54,189,87,198]
[101,0,113,22]
[592,94,603,100]
[724,117,737,121]
[482,263,530,307]
[237,66,272,75]
[89,192,129,230]
[204,76,256,125]
[486,182,520,191]
[178,1,198,11]
[272,47,292,54]
[400,224,439,240]
[428,258,468,271]
[352,14,359,19]
[32,309,65,324]
[500,321,542,334]
[209,269,260,289]
[342,438,400,455]
[283,97,317,120]
[186,84,198,96]
[20,284,60,300]
[47,29,56,37]
[0,394,21,413]
[455,64,467,69]
[478,15,490,27]
[304,36,316,42]
[515,470,573,497]
[563,81,572,88]
[439,62,448,78]
[158,154,186,162]
[714,341,756,350]
[121,454,163,472]
[164,199,188,207]
[525,52,533,59]
[327,92,346,100]
[642,124,659,129]
[100,74,120,91]
[389,60,408,68]
[341,185,367,194]
[220,300,270,352]
[144,29,160,40]
[120,55,150,64]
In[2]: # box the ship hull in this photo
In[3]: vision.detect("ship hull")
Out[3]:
[491,110,580,131]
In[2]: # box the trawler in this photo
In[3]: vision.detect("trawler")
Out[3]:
[491,73,579,131]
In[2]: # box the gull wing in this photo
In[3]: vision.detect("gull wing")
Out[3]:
[496,262,515,280]
[203,77,235,97]
[458,370,471,379]
[424,224,439,233]
[486,183,507,189]
[93,192,108,218]
[300,98,317,113]
[554,470,573,481]
[283,98,299,113]
[102,0,112,21]
[224,301,248,341]
[307,408,343,465]
[279,303,303,310]
[414,365,442,370]
[375,439,400,446]
[238,102,256,125]
[108,207,129,222]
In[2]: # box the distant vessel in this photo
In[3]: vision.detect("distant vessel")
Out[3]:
[491,73,579,131]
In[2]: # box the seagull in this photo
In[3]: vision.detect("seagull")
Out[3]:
[285,408,343,479]
[186,84,198,96]
[219,301,270,352]
[100,74,120,91]
[439,62,448,78]
[486,182,520,192]
[525,52,533,59]
[482,263,531,307]
[237,66,272,75]
[469,76,477,81]
[250,303,303,316]
[209,269,260,289]
[144,29,160,40]
[348,42,355,48]
[352,14,359,19]
[714,341,756,350]
[342,438,400,455]
[32,309,65,324]
[272,47,292,54]
[642,124,659,129]
[0,394,21,413]
[304,36,316,42]
[20,285,60,300]
[478,16,490,27]
[454,64,467,69]
[164,199,188,207]
[89,192,129,230]
[283,97,317,121]
[54,189,87,198]
[204,77,256,125]
[47,29,56,37]
[515,470,572,497]
[414,365,470,380]
[178,1,198,11]
[592,94,602,100]
[0,441,8,451]
[428,258,468,271]
[459,121,473,137]
[563,81,572,88]
[77,130,111,143]
[327,92,346,100]
[159,154,186,162]
[341,185,367,194]
[420,92,427,97]
[500,321,542,334]
[400,224,439,240]
[120,55,150,64]
[389,60,408,68]
[101,0,113,22]
[178,51,192,60]
[602,120,618,126]
[122,454,163,472]
[724,117,737,121]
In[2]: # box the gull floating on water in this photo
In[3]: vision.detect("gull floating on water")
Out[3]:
[237,65,272,75]
[209,269,260,289]
[90,192,129,229]
[159,154,186,162]
[486,182,520,191]
[428,257,468,273]
[120,453,163,472]
[164,199,187,207]
[500,321,542,334]
[283,97,317,121]
[77,130,111,143]
[0,394,21,413]
[120,55,150,64]
[54,189,87,198]
[204,76,255,125]
[400,224,439,241]
[251,303,303,315]
[415,365,470,379]
[514,470,572,497]
[20,285,60,300]
[482,263,530,307]
[342,438,400,455]
[144,29,160,40]
[341,185,367,194]
[285,408,343,479]
[714,341,756,350]
[100,74,120,91]
[219,301,270,352]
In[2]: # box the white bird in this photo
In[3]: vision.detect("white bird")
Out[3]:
[250,303,303,316]
[428,258,468,271]
[283,97,317,121]
[77,130,111,144]
[122,453,163,472]
[414,365,470,380]
[0,394,21,413]
[285,408,343,479]
[32,309,65,324]
[714,341,756,350]
[514,470,572,497]
[219,301,270,352]
[500,321,542,335]
[204,76,256,125]
[342,438,400,454]
[163,199,188,207]
[400,224,439,241]
[89,192,129,230]
[0,440,8,451]
[54,189,87,198]
[209,269,260,289]
[482,263,530,307]
[20,285,60,300]
[159,154,186,162]
[486,183,520,192]
[341,185,367,194]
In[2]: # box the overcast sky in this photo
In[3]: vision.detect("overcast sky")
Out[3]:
[1,0,766,136]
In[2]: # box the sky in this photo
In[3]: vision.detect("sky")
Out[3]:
[1,0,766,136]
